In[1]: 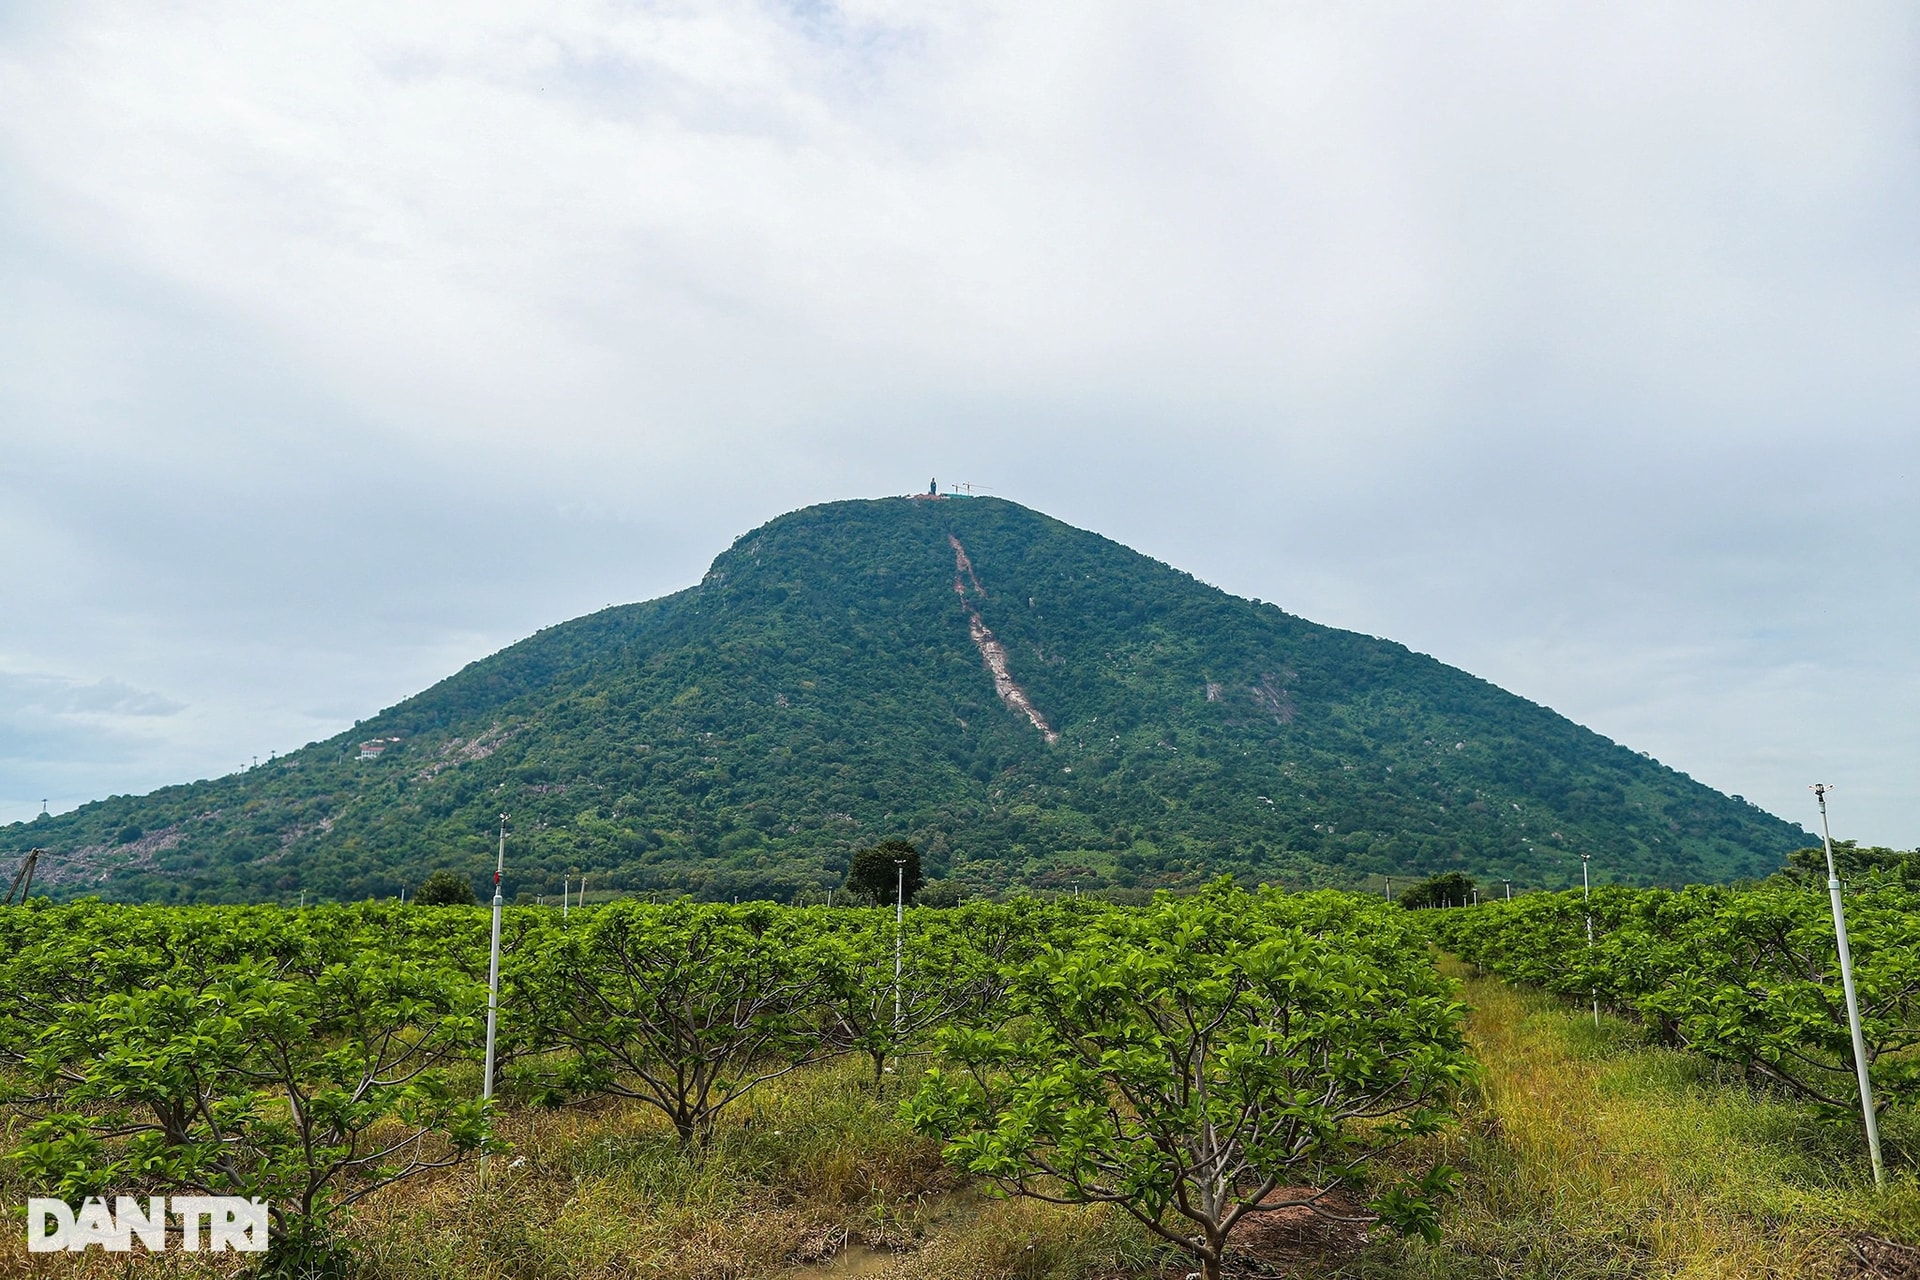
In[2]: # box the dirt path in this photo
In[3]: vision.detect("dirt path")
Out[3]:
[948,534,1058,744]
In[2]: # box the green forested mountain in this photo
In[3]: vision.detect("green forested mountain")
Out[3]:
[3,497,1808,903]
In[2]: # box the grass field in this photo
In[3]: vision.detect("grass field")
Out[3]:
[1348,962,1920,1280]
[5,962,1915,1279]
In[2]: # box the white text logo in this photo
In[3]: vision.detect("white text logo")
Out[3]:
[26,1196,269,1253]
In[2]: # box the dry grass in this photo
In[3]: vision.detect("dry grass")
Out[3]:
[322,1054,1170,1280]
[0,1053,1160,1280]
[331,1056,970,1279]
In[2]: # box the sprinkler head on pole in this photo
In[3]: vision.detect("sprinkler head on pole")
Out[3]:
[1810,785,1841,885]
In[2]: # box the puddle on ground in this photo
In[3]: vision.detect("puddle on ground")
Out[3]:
[789,1243,901,1278]
[784,1190,981,1278]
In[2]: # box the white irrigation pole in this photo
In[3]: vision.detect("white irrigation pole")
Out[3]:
[893,859,907,1039]
[1812,784,1885,1188]
[482,814,507,1104]
[1582,853,1598,1028]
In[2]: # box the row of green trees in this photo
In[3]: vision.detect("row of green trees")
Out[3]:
[1,885,1470,1279]
[1431,882,1920,1118]
[403,837,929,908]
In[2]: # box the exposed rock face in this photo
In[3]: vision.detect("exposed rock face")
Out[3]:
[951,534,1057,744]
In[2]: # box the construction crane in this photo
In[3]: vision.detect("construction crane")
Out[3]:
[947,482,993,497]
[4,848,41,906]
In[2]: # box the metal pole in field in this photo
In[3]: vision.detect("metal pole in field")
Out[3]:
[1812,784,1885,1188]
[483,814,507,1104]
[1582,854,1597,1028]
[563,874,571,920]
[1504,880,1512,901]
[894,860,907,1037]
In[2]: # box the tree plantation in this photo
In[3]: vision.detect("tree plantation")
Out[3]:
[3,875,1917,1277]
[2,886,1474,1278]
[1432,879,1920,1119]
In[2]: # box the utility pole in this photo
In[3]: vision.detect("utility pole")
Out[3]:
[563,873,571,920]
[483,815,507,1104]
[1582,853,1597,1028]
[1812,784,1885,1188]
[1503,880,1512,901]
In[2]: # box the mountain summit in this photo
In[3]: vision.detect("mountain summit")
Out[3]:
[6,497,1807,902]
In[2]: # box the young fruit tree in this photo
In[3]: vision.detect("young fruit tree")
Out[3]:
[812,905,1020,1093]
[905,885,1472,1280]
[532,900,836,1145]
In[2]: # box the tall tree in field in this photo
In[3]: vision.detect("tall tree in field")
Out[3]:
[844,839,922,906]
[413,870,477,906]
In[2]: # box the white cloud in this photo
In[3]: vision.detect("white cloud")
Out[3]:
[0,671,183,720]
[0,2,1916,841]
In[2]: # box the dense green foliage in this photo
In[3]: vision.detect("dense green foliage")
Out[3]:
[0,903,500,1260]
[413,868,477,906]
[1,890,1467,1275]
[1399,871,1478,909]
[906,886,1470,1280]
[1,497,1808,905]
[1432,882,1920,1117]
[1782,840,1920,885]
[845,838,923,905]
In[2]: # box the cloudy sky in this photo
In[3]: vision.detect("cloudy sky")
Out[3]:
[2,2,1915,846]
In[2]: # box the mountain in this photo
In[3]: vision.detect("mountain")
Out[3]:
[3,497,1809,903]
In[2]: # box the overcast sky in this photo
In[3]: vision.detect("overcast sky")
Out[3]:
[2,2,1916,847]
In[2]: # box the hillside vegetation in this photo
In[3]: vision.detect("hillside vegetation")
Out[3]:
[1,496,1806,903]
